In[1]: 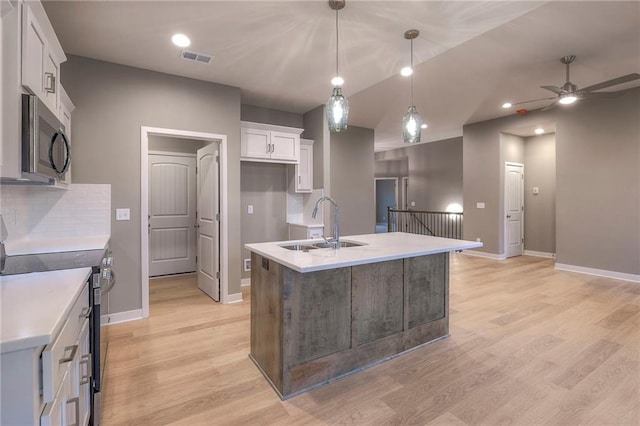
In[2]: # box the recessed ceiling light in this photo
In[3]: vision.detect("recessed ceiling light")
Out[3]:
[331,76,344,87]
[534,128,544,135]
[502,102,512,109]
[401,66,413,77]
[172,33,191,48]
[421,123,427,129]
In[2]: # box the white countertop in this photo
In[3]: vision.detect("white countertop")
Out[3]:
[245,232,483,273]
[287,222,325,228]
[4,235,110,255]
[0,268,92,353]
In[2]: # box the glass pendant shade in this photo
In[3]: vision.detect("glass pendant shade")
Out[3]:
[326,86,349,132]
[402,105,423,144]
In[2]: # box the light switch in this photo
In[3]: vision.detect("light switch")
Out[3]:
[248,205,254,214]
[411,201,416,207]
[476,202,485,209]
[116,208,130,221]
[533,187,539,195]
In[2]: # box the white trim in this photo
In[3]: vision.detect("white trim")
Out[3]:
[401,177,409,210]
[141,126,230,318]
[463,250,507,260]
[148,150,197,158]
[555,263,640,283]
[226,292,244,303]
[524,250,555,259]
[102,309,143,325]
[241,278,251,287]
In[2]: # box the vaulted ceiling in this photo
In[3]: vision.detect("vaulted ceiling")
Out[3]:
[43,1,640,151]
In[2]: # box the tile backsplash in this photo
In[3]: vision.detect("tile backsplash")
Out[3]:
[1,184,111,242]
[286,188,324,225]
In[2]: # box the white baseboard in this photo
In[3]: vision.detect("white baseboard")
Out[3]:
[555,263,640,283]
[241,278,251,287]
[225,292,243,304]
[524,250,555,259]
[462,250,506,260]
[101,309,143,325]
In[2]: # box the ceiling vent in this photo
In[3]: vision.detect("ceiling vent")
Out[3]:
[180,50,212,64]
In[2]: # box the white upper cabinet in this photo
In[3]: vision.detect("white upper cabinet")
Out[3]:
[240,121,303,164]
[291,139,313,193]
[21,1,66,117]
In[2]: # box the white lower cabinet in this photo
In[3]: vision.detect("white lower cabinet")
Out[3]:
[288,223,324,240]
[0,280,90,426]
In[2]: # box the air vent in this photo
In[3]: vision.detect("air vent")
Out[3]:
[180,50,212,64]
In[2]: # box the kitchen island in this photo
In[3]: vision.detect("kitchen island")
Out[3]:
[245,232,482,399]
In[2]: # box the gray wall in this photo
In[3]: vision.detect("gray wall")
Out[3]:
[524,133,556,254]
[375,159,408,178]
[61,55,242,314]
[555,88,639,274]
[463,87,639,275]
[148,136,206,154]
[329,125,376,236]
[241,104,303,128]
[240,162,288,279]
[376,137,463,212]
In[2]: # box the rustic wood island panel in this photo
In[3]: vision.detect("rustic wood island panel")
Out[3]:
[249,251,450,399]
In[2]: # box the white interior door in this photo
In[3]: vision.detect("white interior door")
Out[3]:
[505,162,524,258]
[148,154,197,276]
[197,143,220,301]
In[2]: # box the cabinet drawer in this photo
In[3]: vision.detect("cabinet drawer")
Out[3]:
[42,283,89,403]
[40,367,69,426]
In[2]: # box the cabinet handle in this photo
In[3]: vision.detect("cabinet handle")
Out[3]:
[59,345,78,364]
[66,397,80,426]
[80,353,92,385]
[44,72,56,94]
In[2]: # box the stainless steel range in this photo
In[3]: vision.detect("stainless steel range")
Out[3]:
[0,247,115,426]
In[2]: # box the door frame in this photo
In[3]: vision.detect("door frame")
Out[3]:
[374,177,399,224]
[141,126,229,318]
[401,176,409,210]
[504,161,524,258]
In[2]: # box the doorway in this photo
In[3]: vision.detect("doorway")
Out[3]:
[375,178,398,233]
[504,162,524,258]
[141,127,229,318]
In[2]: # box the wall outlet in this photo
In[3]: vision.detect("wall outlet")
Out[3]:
[411,201,416,207]
[476,202,485,209]
[244,258,251,271]
[476,237,481,242]
[116,208,130,221]
[248,205,254,214]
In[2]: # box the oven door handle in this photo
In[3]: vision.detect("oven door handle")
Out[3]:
[79,306,92,319]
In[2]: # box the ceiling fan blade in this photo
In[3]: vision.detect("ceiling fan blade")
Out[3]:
[540,85,565,95]
[511,96,557,106]
[580,73,640,93]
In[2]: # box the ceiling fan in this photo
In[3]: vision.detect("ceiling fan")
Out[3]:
[502,55,640,111]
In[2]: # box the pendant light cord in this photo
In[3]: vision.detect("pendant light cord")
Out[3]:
[335,9,339,81]
[410,38,414,107]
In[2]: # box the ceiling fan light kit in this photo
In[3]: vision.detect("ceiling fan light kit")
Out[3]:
[402,29,425,144]
[502,55,640,112]
[326,0,349,132]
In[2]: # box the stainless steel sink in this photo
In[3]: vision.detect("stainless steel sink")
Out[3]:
[311,241,367,249]
[279,243,318,252]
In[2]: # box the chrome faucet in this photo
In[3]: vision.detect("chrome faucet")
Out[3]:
[312,196,339,249]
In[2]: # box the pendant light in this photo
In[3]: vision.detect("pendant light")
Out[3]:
[402,29,425,144]
[326,0,349,132]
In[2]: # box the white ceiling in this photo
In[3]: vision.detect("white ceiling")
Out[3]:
[42,1,640,151]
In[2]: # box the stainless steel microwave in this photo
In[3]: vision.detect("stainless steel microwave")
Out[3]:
[21,94,70,184]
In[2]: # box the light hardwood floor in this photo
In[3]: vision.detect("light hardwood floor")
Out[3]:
[102,254,639,425]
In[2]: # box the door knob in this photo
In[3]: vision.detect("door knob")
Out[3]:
[506,215,511,218]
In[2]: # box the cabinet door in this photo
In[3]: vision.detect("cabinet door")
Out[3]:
[40,368,71,426]
[22,5,46,98]
[294,142,313,192]
[77,321,91,426]
[241,128,270,159]
[43,51,59,113]
[270,131,299,162]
